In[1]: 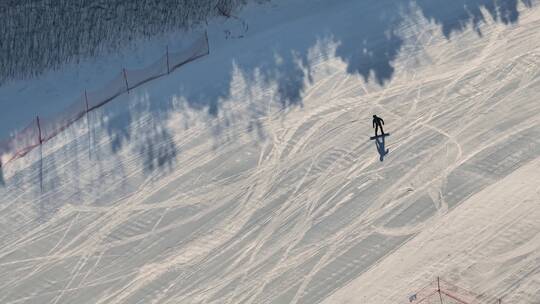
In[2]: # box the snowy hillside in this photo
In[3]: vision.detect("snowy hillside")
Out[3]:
[1,0,540,303]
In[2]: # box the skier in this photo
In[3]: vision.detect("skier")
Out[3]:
[372,115,385,136]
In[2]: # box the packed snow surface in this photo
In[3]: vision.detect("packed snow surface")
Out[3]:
[1,0,540,303]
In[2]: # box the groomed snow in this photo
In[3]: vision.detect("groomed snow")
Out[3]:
[1,0,540,303]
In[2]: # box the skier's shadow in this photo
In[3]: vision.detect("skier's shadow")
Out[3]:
[374,136,389,162]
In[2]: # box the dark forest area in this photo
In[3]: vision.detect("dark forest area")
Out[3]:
[0,0,258,84]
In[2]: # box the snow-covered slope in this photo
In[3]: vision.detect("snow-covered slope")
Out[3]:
[1,0,540,303]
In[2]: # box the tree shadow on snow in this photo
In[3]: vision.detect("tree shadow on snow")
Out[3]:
[163,0,534,119]
[96,92,179,175]
[105,109,132,154]
[136,121,178,174]
[4,0,534,293]
[45,0,534,193]
[414,0,533,38]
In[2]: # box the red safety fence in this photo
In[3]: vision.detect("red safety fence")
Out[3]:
[0,31,209,167]
[406,277,502,304]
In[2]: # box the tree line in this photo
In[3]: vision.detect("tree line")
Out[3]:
[0,0,259,84]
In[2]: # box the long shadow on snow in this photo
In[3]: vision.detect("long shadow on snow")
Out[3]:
[7,0,530,199]
[8,0,530,299]
[161,0,534,122]
[97,92,178,175]
[1,0,532,296]
[375,136,389,162]
[0,164,4,187]
[45,0,532,196]
[415,0,533,38]
[84,0,534,246]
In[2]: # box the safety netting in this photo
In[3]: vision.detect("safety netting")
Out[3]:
[0,31,209,168]
[0,119,41,166]
[407,278,501,304]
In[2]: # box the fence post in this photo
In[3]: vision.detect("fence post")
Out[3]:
[84,90,89,113]
[36,116,42,144]
[85,90,91,159]
[36,116,43,192]
[205,31,210,55]
[437,277,444,304]
[166,45,170,74]
[123,68,130,93]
